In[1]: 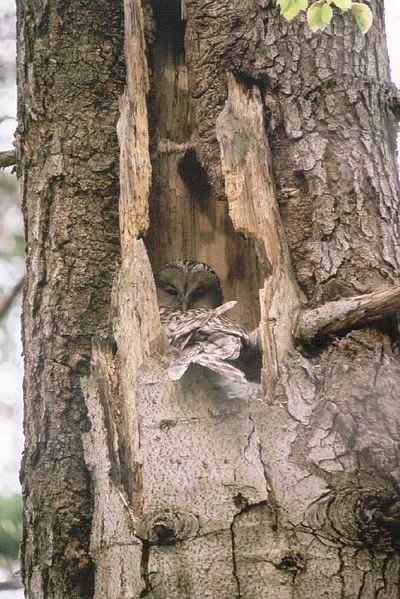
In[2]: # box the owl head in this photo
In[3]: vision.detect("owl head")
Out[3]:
[155,260,224,311]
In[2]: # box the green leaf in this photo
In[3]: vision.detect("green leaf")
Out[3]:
[307,2,333,30]
[331,0,351,10]
[277,0,308,21]
[351,2,372,33]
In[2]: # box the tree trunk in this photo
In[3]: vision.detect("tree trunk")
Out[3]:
[17,0,125,596]
[19,0,400,597]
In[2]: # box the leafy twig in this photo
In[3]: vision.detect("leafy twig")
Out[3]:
[276,0,373,34]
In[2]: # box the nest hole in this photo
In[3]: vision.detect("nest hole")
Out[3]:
[144,0,266,331]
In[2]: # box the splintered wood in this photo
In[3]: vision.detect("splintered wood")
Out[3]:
[216,74,303,393]
[117,0,151,243]
[144,12,264,333]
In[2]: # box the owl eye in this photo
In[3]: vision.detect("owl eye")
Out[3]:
[192,288,205,299]
[165,285,178,296]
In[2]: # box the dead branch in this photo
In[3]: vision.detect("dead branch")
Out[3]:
[0,149,17,169]
[0,580,23,591]
[0,115,16,124]
[295,285,400,343]
[0,274,25,320]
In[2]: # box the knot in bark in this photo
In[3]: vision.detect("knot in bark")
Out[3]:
[311,487,400,553]
[275,552,306,573]
[135,508,199,545]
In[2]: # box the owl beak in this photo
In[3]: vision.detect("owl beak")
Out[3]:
[181,299,188,311]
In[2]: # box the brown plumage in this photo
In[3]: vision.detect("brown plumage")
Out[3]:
[155,260,259,383]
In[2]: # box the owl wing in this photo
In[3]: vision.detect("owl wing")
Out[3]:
[168,331,247,382]
[163,301,238,348]
[161,301,249,348]
[160,302,250,382]
[160,302,248,382]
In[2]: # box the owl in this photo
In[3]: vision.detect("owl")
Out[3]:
[155,260,261,384]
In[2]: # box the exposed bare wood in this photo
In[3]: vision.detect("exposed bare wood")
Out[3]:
[296,284,400,343]
[81,337,143,598]
[0,149,16,168]
[157,139,193,154]
[180,0,187,20]
[117,0,151,246]
[0,274,24,320]
[216,74,304,394]
[144,8,264,333]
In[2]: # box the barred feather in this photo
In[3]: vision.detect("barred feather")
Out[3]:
[155,260,258,386]
[160,302,249,381]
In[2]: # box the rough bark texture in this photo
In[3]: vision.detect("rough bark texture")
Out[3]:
[80,0,400,597]
[20,0,400,596]
[17,0,125,596]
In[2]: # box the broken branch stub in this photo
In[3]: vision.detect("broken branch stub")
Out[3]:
[0,149,16,169]
[295,284,400,343]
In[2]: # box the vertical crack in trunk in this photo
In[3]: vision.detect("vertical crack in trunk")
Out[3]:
[139,541,153,598]
[230,514,242,599]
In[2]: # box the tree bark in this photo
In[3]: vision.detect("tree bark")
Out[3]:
[19,0,400,597]
[17,0,125,596]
